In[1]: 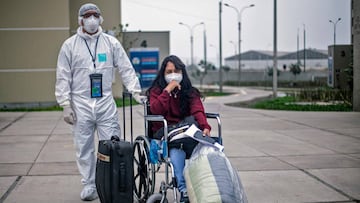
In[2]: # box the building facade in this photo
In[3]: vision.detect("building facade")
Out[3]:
[224,49,328,71]
[122,31,170,65]
[0,0,121,107]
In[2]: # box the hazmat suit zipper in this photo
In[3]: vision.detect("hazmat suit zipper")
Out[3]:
[84,36,101,110]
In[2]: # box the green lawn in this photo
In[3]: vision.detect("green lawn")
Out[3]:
[228,96,353,111]
[1,89,352,112]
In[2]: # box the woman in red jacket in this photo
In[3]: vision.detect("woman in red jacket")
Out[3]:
[146,55,211,203]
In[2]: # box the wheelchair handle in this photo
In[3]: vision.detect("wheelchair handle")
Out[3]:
[205,112,220,118]
[122,91,133,143]
[205,112,222,145]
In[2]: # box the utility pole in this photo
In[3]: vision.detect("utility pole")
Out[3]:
[203,24,207,67]
[329,18,341,45]
[273,0,278,98]
[354,0,360,111]
[297,28,299,65]
[224,3,255,87]
[303,24,306,72]
[219,0,223,93]
[179,22,204,66]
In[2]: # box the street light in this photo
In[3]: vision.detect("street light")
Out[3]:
[224,3,255,86]
[229,41,237,80]
[297,28,300,65]
[210,43,218,64]
[329,18,341,46]
[202,23,207,67]
[219,0,223,92]
[210,44,220,69]
[179,22,204,66]
[273,0,278,98]
[303,23,306,72]
[229,41,237,55]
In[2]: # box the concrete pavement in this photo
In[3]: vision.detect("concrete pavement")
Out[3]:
[0,87,359,203]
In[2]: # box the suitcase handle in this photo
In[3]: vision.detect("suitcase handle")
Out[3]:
[122,92,133,143]
[111,135,120,142]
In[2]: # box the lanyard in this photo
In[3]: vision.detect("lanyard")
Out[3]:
[84,36,100,69]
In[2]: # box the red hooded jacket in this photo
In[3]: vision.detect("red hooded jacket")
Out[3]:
[149,86,211,133]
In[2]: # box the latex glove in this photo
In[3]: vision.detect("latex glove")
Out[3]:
[133,92,147,104]
[63,105,76,125]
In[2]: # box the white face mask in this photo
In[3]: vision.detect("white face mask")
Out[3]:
[165,73,183,84]
[83,16,100,34]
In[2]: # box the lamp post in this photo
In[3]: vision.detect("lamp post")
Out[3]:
[202,23,207,67]
[210,44,219,68]
[229,41,237,81]
[303,23,306,72]
[273,0,278,98]
[224,3,255,86]
[297,28,300,65]
[329,18,341,46]
[219,0,223,93]
[179,22,204,66]
[229,41,237,55]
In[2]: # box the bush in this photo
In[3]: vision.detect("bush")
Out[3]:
[295,87,352,105]
[227,88,353,112]
[250,96,352,111]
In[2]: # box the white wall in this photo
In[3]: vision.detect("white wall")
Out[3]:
[225,59,328,70]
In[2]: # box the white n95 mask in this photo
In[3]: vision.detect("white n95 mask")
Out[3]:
[165,73,183,84]
[83,16,100,34]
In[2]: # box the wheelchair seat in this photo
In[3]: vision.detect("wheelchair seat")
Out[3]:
[144,99,222,144]
[133,98,222,203]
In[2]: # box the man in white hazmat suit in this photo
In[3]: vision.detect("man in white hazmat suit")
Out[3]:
[55,3,143,201]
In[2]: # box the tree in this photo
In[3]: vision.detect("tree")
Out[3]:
[222,65,231,72]
[190,60,216,89]
[289,63,301,83]
[105,23,128,39]
[105,24,139,52]
[267,66,280,77]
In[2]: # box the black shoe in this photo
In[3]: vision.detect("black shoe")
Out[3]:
[180,191,189,203]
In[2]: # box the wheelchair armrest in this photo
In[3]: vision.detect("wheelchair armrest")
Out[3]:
[145,115,165,122]
[144,115,168,134]
[144,114,169,139]
[144,114,169,158]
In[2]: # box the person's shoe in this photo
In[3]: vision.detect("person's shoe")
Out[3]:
[80,186,98,201]
[180,191,189,203]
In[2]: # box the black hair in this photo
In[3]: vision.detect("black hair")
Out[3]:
[146,55,201,115]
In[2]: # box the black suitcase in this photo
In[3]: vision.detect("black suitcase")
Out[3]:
[96,136,133,203]
[95,92,134,203]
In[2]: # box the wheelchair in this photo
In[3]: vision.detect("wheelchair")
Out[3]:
[132,99,223,203]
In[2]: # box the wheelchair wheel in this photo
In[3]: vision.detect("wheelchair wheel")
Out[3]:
[133,136,156,202]
[146,193,168,203]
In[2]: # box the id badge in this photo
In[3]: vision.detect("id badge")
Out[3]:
[90,73,103,98]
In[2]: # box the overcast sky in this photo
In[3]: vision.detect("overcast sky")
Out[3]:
[122,0,351,65]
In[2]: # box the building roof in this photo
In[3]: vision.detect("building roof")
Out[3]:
[279,49,328,59]
[225,49,328,61]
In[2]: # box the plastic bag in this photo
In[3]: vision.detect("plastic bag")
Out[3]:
[184,144,248,203]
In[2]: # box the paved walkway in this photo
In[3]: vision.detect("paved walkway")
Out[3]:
[0,87,359,203]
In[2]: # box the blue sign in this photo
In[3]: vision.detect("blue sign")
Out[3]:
[130,48,159,89]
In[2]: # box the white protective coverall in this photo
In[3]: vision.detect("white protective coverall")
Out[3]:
[55,26,141,188]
